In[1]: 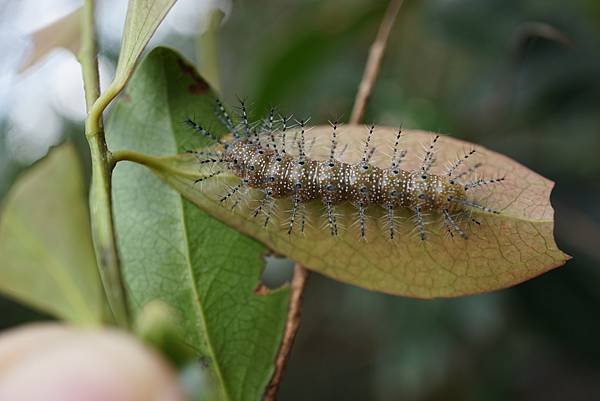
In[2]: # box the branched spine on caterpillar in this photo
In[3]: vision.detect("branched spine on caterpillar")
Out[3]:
[185,100,506,241]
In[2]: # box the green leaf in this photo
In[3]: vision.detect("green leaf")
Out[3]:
[142,125,570,299]
[0,144,105,324]
[107,47,289,401]
[114,0,177,87]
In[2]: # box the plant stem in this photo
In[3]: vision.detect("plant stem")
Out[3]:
[350,0,404,124]
[263,266,310,401]
[78,0,129,328]
[264,1,405,399]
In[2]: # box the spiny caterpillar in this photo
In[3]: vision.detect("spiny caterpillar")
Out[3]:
[184,100,506,241]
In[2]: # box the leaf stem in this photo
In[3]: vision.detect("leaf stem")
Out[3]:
[79,0,129,328]
[265,1,405,398]
[85,84,122,138]
[111,149,202,179]
[350,0,405,124]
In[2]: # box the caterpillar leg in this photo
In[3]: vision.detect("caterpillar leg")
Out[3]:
[450,162,483,184]
[263,193,275,227]
[220,183,248,211]
[360,125,375,170]
[187,150,222,158]
[446,149,476,178]
[194,170,222,184]
[235,98,251,137]
[214,98,236,134]
[450,197,500,215]
[414,205,426,241]
[288,194,301,236]
[464,176,506,191]
[220,182,242,203]
[252,192,268,219]
[299,203,307,234]
[442,209,468,239]
[253,190,276,227]
[184,118,224,145]
[419,135,440,177]
[279,114,293,155]
[385,204,396,240]
[356,201,367,241]
[230,186,249,210]
[390,127,407,171]
[219,179,250,211]
[263,195,277,227]
[324,200,338,237]
[296,120,307,163]
[336,143,349,160]
[328,120,338,165]
[262,107,280,154]
[196,158,224,165]
[464,210,482,229]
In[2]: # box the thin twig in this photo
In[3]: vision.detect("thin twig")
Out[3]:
[350,0,404,124]
[263,265,310,401]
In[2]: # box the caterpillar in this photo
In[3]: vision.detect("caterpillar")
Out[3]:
[184,100,506,241]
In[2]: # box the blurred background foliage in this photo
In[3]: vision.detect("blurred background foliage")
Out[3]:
[1,0,600,400]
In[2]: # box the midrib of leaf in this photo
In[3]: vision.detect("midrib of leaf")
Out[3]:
[9,212,93,321]
[160,60,232,400]
[177,198,232,401]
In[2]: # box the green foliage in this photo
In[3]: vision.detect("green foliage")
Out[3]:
[107,47,289,401]
[0,144,105,324]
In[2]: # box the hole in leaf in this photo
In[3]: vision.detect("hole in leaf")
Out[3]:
[259,255,294,291]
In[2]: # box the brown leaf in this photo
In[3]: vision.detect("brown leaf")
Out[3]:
[147,125,571,298]
[19,8,82,72]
